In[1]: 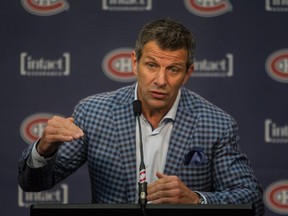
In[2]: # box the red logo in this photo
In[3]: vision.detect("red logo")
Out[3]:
[264,180,288,214]
[102,48,136,82]
[266,49,288,83]
[184,0,232,17]
[21,0,69,16]
[20,113,56,144]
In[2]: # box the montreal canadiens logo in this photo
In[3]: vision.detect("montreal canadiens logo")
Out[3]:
[21,0,69,16]
[102,48,136,82]
[264,180,288,214]
[184,0,232,17]
[20,113,55,144]
[266,49,288,83]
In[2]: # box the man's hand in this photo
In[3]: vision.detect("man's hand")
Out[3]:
[36,116,84,157]
[147,172,200,204]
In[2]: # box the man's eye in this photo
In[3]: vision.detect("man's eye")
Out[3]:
[169,67,180,73]
[147,63,156,69]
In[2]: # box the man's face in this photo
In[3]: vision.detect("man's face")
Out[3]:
[131,41,193,115]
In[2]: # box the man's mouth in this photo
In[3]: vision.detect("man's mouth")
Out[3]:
[151,91,166,99]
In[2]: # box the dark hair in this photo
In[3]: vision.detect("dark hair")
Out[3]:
[134,18,196,70]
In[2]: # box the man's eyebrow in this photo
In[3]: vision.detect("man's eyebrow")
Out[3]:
[144,56,185,66]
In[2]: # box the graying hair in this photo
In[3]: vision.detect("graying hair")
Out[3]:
[134,18,196,70]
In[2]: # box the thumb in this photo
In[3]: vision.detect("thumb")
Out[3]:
[67,117,74,123]
[155,172,166,179]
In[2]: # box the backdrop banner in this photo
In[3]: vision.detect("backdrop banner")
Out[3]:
[1,1,288,215]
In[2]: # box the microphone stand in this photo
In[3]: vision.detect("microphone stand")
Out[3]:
[137,114,147,210]
[133,100,148,216]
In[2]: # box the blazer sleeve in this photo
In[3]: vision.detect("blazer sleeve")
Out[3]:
[18,143,57,192]
[200,120,264,216]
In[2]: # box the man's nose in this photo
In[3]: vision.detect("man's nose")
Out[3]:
[154,69,167,87]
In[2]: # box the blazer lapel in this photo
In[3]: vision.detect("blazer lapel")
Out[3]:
[113,92,138,203]
[164,99,199,176]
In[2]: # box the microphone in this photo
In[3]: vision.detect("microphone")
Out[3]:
[133,100,147,210]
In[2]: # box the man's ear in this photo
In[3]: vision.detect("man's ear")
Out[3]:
[131,51,138,75]
[183,64,194,84]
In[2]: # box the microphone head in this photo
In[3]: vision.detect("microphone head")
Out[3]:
[133,100,142,116]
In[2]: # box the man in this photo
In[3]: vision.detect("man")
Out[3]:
[18,18,264,215]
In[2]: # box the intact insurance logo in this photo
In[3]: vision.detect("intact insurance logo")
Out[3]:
[21,0,69,16]
[184,0,232,17]
[102,48,136,82]
[264,119,288,144]
[264,180,288,214]
[265,49,288,83]
[18,184,68,207]
[20,113,58,145]
[102,0,152,11]
[20,52,71,76]
[266,0,288,12]
[193,53,234,77]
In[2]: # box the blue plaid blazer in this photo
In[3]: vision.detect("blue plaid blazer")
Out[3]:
[18,83,264,215]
